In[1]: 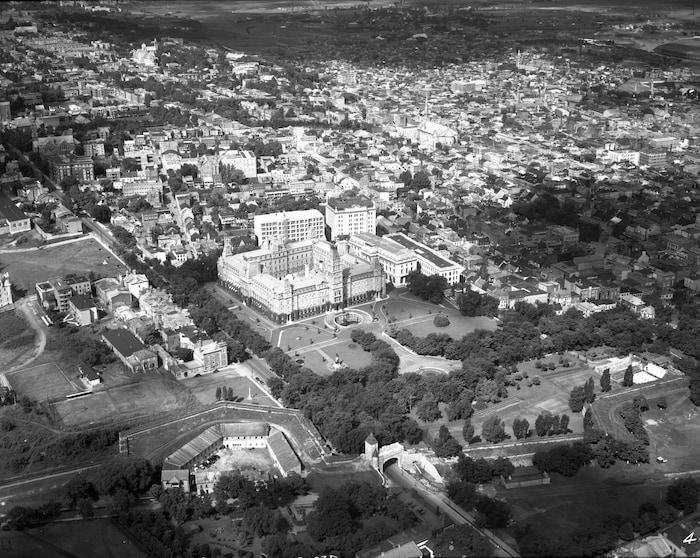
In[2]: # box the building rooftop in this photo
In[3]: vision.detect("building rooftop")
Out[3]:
[102,328,147,358]
[327,196,374,210]
[0,192,29,223]
[267,430,302,476]
[386,233,454,269]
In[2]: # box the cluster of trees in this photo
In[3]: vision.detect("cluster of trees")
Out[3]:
[213,471,307,513]
[515,480,689,556]
[432,424,462,458]
[456,288,499,317]
[452,454,515,484]
[532,441,593,477]
[215,386,240,402]
[432,524,493,557]
[446,478,511,529]
[3,500,62,530]
[389,328,453,357]
[305,481,417,556]
[44,320,116,367]
[405,270,448,304]
[618,396,651,445]
[533,411,570,437]
[481,415,508,443]
[584,409,649,466]
[568,377,596,413]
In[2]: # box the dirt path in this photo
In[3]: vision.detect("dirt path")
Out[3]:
[8,298,47,373]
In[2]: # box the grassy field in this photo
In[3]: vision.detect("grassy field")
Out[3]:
[644,393,700,472]
[6,362,83,401]
[10,518,150,558]
[182,367,277,407]
[502,466,668,542]
[402,314,497,339]
[0,308,34,369]
[55,375,198,427]
[0,238,126,294]
[279,323,336,352]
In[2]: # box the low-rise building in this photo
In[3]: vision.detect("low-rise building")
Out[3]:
[0,192,31,235]
[68,294,98,326]
[386,233,464,285]
[102,328,157,373]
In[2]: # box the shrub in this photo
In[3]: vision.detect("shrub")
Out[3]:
[532,376,541,386]
[433,315,450,328]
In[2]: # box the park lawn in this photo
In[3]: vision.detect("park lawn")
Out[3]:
[0,237,126,294]
[279,323,336,352]
[183,370,277,407]
[402,314,497,339]
[319,340,374,370]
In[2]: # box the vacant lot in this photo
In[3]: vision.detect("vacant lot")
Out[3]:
[6,362,83,401]
[12,518,149,558]
[55,375,198,426]
[0,238,125,294]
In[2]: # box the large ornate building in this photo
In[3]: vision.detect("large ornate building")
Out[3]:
[218,237,385,323]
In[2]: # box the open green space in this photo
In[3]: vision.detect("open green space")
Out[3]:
[55,375,198,427]
[279,323,336,352]
[182,368,276,407]
[6,361,83,401]
[502,466,667,542]
[10,518,150,558]
[307,468,381,492]
[402,314,497,339]
[0,308,34,369]
[312,340,374,369]
[0,238,125,294]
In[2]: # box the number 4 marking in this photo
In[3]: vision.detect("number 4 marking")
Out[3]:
[684,532,698,545]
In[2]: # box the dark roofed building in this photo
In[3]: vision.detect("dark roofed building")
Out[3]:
[102,328,157,373]
[0,192,31,235]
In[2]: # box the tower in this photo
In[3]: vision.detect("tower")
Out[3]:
[363,433,379,469]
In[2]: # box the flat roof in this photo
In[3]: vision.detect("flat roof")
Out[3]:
[386,233,454,269]
[327,196,374,210]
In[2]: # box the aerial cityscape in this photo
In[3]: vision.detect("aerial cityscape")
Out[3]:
[0,0,700,557]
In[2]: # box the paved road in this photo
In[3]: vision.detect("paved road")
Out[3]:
[385,463,520,558]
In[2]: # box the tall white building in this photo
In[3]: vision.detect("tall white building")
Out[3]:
[253,209,325,246]
[325,196,376,240]
[348,233,418,286]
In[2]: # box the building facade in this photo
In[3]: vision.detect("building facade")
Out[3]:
[348,232,418,286]
[253,209,325,246]
[218,237,385,323]
[325,196,376,240]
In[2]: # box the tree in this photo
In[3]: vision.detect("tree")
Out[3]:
[433,425,462,458]
[667,478,699,515]
[481,415,506,443]
[462,419,475,442]
[600,368,611,392]
[623,365,634,388]
[584,377,596,404]
[559,414,570,434]
[512,418,529,440]
[244,504,285,537]
[90,204,111,223]
[416,394,442,422]
[77,498,94,519]
[433,524,494,557]
[569,385,586,413]
[215,386,222,401]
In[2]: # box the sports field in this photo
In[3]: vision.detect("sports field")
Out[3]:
[6,362,83,401]
[0,238,125,294]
